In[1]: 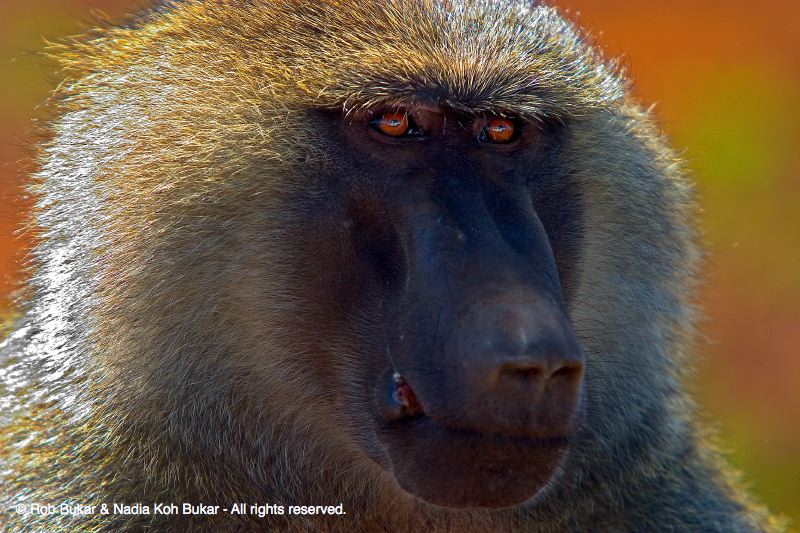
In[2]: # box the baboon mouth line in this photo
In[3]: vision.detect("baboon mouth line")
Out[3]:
[386,412,571,449]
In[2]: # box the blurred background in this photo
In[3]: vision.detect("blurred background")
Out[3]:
[1,0,798,526]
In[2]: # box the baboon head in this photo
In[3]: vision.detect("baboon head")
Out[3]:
[34,0,696,514]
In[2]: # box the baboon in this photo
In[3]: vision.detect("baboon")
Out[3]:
[0,0,782,531]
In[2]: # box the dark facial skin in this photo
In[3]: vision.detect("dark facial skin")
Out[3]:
[295,103,586,508]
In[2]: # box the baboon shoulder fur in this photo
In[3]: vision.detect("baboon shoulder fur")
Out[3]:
[0,0,782,531]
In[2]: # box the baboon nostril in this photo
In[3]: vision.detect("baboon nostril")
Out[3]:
[492,356,583,403]
[497,358,583,385]
[550,362,583,381]
[499,362,546,382]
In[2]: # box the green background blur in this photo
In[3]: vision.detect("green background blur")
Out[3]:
[1,0,798,526]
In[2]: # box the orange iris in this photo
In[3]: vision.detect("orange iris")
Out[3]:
[376,111,410,137]
[485,117,515,143]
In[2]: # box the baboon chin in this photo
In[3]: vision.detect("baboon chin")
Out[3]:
[0,0,780,531]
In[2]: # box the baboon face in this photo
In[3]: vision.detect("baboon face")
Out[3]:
[288,105,586,507]
[51,0,641,516]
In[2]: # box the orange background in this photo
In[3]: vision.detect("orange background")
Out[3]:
[1,0,799,525]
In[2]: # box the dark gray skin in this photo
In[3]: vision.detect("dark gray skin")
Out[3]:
[0,0,781,531]
[303,105,585,507]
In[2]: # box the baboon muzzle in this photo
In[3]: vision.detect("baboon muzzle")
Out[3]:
[373,177,585,507]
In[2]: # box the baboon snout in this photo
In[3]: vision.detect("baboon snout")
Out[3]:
[380,189,584,442]
[378,294,582,507]
[385,295,584,440]
[444,298,584,437]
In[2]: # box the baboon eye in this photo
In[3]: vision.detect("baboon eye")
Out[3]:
[370,111,420,137]
[481,117,517,144]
